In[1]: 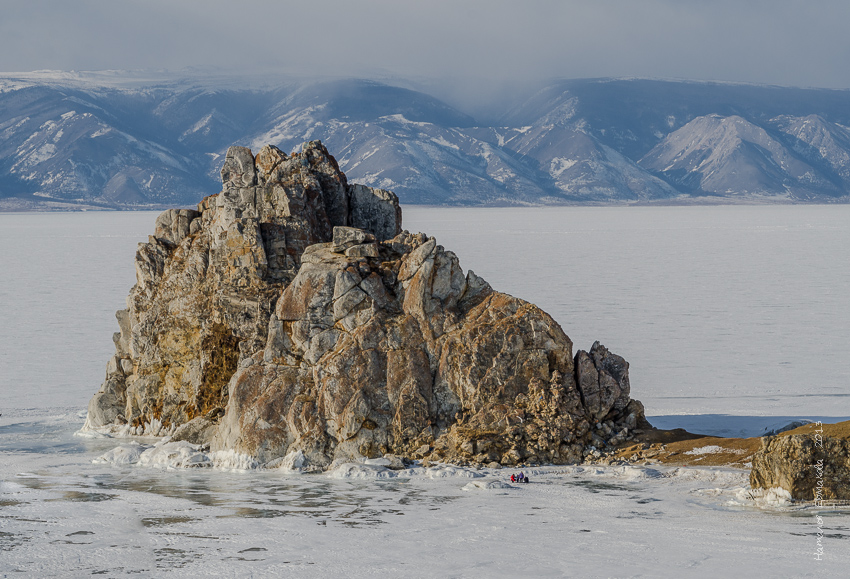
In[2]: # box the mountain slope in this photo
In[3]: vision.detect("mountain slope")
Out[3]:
[639,114,838,199]
[0,83,215,205]
[773,114,850,187]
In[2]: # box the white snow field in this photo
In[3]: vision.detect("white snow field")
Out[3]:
[1,206,849,576]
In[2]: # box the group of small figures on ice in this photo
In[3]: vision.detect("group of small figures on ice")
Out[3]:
[510,472,530,484]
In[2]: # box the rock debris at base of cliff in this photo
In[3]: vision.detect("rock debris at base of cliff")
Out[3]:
[83,140,650,469]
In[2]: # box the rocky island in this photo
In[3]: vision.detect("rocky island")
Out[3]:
[82,140,649,468]
[82,141,849,502]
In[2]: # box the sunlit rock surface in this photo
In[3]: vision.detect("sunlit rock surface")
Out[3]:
[750,433,850,501]
[83,140,647,468]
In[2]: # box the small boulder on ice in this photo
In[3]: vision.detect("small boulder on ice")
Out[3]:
[462,480,513,491]
[328,463,397,479]
[425,465,484,479]
[362,455,410,470]
[266,449,307,471]
[93,442,148,465]
[137,440,211,469]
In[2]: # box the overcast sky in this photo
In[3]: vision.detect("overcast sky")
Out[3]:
[2,0,849,90]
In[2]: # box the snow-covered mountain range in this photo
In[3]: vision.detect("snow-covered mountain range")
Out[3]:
[2,72,849,209]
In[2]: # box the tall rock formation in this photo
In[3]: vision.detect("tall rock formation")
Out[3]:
[83,140,647,468]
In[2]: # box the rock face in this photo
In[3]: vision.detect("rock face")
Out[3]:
[750,434,850,501]
[83,140,647,468]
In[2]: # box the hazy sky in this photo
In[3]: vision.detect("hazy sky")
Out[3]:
[2,0,849,89]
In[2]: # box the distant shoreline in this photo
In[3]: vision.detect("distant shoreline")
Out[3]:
[604,420,850,469]
[3,196,849,213]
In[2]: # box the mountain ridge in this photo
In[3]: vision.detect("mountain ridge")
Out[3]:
[2,72,849,210]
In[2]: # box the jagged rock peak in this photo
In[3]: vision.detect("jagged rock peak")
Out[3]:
[215,140,401,242]
[82,140,647,469]
[84,140,401,433]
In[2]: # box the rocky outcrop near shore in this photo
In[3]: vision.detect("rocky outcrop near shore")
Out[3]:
[83,140,648,468]
[750,432,850,501]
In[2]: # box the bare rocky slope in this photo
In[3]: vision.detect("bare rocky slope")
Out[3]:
[82,140,649,468]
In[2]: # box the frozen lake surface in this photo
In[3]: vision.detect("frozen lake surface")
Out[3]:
[1,206,849,576]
